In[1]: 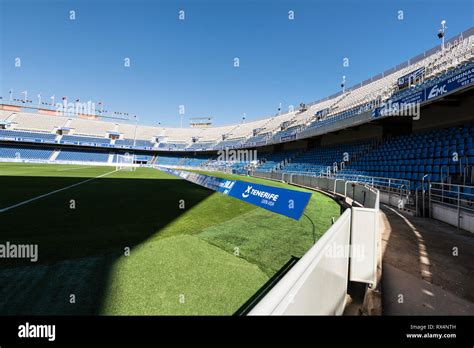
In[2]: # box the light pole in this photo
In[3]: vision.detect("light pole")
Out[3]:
[133,115,138,148]
[341,75,346,94]
[438,20,447,51]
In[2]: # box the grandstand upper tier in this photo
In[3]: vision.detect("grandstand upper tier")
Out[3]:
[1,28,473,153]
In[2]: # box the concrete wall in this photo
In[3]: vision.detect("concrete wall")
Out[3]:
[320,124,383,146]
[379,190,408,209]
[249,209,352,315]
[431,202,474,233]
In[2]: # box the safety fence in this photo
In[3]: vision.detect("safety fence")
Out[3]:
[248,170,380,315]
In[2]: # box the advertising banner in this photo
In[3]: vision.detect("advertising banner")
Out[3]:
[426,65,474,100]
[157,167,312,220]
[397,67,425,88]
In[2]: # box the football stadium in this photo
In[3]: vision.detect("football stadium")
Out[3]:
[1,0,473,331]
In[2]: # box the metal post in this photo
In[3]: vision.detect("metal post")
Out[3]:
[415,188,419,217]
[457,187,461,230]
[428,181,432,218]
[303,213,316,245]
[440,20,447,51]
[133,116,138,148]
[421,174,430,218]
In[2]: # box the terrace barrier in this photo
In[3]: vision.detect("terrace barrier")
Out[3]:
[249,170,380,315]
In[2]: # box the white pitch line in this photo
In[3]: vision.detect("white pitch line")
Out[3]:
[0,169,117,213]
[56,166,95,172]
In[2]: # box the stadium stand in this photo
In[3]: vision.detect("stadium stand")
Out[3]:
[215,137,246,148]
[61,135,111,145]
[155,154,186,166]
[279,141,375,175]
[0,144,54,160]
[340,125,474,189]
[11,112,69,132]
[56,148,110,163]
[256,150,299,171]
[0,27,472,189]
[68,118,116,137]
[157,142,188,150]
[186,141,217,150]
[0,129,56,142]
[115,138,153,147]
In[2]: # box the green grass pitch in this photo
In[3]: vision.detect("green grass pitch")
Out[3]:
[0,162,341,315]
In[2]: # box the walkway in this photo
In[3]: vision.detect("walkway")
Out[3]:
[380,205,474,315]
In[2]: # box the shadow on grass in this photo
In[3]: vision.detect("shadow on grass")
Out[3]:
[0,175,213,315]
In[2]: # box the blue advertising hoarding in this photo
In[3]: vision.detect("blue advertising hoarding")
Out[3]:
[426,65,474,100]
[281,133,296,142]
[156,167,312,220]
[397,67,425,88]
[372,64,474,119]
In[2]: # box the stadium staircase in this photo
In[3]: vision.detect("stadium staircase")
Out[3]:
[4,112,17,122]
[201,157,215,167]
[326,91,352,117]
[256,116,279,136]
[49,149,61,161]
[177,157,188,166]
[63,119,73,128]
[107,153,115,164]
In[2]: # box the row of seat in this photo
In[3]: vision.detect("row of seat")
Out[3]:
[341,125,474,187]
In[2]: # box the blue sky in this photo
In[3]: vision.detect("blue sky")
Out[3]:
[1,0,473,127]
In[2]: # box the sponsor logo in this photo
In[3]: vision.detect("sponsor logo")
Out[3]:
[428,84,447,99]
[242,185,252,198]
[220,180,235,190]
[241,185,279,201]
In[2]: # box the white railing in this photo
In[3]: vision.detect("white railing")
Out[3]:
[249,209,352,315]
[429,182,474,232]
[248,171,380,315]
[329,173,410,198]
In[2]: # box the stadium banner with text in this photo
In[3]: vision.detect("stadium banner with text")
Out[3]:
[156,166,312,220]
[372,63,474,119]
[280,133,297,142]
[397,66,425,88]
[372,89,425,118]
[0,135,57,144]
[426,64,474,100]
